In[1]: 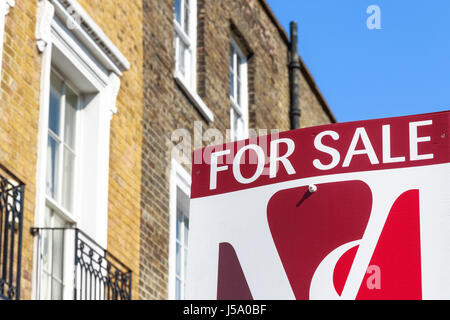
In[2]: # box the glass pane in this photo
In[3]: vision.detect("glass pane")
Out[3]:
[64,87,78,150]
[184,247,188,275]
[184,215,189,246]
[44,206,52,227]
[49,73,63,136]
[185,48,192,84]
[53,212,67,228]
[42,207,52,270]
[237,77,241,106]
[176,209,182,241]
[237,116,244,140]
[229,45,234,70]
[178,40,186,76]
[174,0,181,24]
[175,278,181,300]
[176,242,182,276]
[42,230,51,272]
[184,0,190,35]
[41,272,50,300]
[230,46,235,98]
[230,70,234,98]
[62,148,75,212]
[232,109,238,140]
[46,136,60,199]
[52,228,64,284]
[52,278,63,300]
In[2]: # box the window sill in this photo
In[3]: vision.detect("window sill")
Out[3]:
[174,71,214,123]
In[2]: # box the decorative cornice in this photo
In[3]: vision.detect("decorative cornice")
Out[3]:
[52,0,130,74]
[35,0,130,76]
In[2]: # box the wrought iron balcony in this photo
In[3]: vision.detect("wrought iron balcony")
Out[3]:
[31,227,132,300]
[0,164,24,300]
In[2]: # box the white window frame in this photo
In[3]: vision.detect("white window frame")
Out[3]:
[33,0,129,300]
[173,0,197,90]
[46,69,81,219]
[168,159,191,300]
[173,0,214,122]
[229,37,249,141]
[0,0,14,74]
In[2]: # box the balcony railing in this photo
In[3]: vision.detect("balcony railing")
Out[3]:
[31,227,132,300]
[0,164,25,300]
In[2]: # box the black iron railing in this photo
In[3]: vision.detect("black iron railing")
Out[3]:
[0,164,24,300]
[31,227,132,300]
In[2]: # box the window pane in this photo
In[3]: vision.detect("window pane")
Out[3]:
[237,58,242,105]
[184,0,190,35]
[230,46,235,98]
[53,212,67,228]
[62,148,75,212]
[64,87,78,150]
[176,209,182,241]
[229,45,234,70]
[237,116,244,140]
[175,278,181,300]
[230,70,234,98]
[52,278,63,300]
[185,48,192,84]
[52,228,64,285]
[176,242,182,276]
[42,228,51,272]
[174,0,181,24]
[46,136,60,199]
[232,108,238,139]
[41,272,51,300]
[231,109,244,141]
[184,247,188,275]
[237,78,241,106]
[178,40,186,76]
[49,73,63,136]
[184,215,189,245]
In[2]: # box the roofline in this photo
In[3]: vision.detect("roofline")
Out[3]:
[258,0,337,123]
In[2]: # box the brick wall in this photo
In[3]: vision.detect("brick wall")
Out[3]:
[0,0,143,300]
[0,0,334,301]
[77,0,144,301]
[0,0,41,299]
[139,0,335,300]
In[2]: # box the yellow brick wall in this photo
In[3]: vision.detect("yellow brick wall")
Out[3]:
[0,0,41,300]
[0,0,143,300]
[77,0,144,301]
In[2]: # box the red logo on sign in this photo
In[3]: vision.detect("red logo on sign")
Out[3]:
[266,181,422,300]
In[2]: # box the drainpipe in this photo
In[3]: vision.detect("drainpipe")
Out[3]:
[289,21,301,130]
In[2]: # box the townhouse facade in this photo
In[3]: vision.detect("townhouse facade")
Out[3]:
[0,0,143,299]
[139,0,335,300]
[0,0,335,300]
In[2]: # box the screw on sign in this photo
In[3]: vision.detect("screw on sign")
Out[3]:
[186,111,450,300]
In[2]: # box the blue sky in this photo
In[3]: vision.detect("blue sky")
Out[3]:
[266,0,450,123]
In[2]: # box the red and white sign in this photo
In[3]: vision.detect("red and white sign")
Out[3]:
[186,111,450,300]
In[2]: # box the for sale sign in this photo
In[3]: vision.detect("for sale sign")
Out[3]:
[186,111,450,300]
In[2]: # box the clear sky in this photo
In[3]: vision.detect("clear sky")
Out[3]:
[266,0,450,123]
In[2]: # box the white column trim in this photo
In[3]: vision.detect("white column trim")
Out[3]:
[32,0,55,300]
[32,0,129,299]
[106,72,121,118]
[168,159,192,300]
[36,0,55,53]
